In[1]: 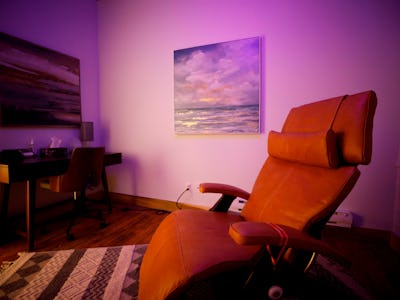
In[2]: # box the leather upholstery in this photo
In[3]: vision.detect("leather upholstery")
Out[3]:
[138,91,377,299]
[268,130,339,168]
[228,222,349,266]
[241,157,360,232]
[242,91,377,232]
[282,91,377,165]
[139,210,258,299]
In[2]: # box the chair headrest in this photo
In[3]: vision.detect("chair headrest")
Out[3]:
[268,130,338,168]
[274,91,377,165]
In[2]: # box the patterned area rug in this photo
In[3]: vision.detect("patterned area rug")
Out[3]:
[0,245,146,299]
[0,245,372,299]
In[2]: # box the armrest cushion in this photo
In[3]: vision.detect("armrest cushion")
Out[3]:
[199,182,250,200]
[229,222,348,265]
[268,130,339,168]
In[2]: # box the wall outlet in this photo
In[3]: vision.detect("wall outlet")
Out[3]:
[327,209,353,228]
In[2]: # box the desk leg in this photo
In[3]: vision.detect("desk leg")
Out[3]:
[102,168,112,213]
[26,180,36,251]
[0,184,10,244]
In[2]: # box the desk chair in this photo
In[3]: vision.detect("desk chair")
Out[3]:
[40,147,106,240]
[138,91,377,299]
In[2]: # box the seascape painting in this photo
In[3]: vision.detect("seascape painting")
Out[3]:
[174,37,260,134]
[0,32,81,127]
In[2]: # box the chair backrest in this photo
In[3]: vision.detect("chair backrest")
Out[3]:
[55,147,105,193]
[241,91,377,235]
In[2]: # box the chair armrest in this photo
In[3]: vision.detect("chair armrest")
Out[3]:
[229,221,349,266]
[199,183,250,200]
[199,183,250,212]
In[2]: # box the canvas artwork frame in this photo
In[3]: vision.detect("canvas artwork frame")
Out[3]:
[174,36,261,134]
[0,32,81,127]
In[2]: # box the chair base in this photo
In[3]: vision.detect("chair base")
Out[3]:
[66,195,108,240]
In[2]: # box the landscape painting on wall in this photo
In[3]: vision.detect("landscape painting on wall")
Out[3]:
[0,32,81,127]
[174,36,260,134]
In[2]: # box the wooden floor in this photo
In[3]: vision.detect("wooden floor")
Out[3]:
[0,202,168,263]
[322,226,400,299]
[1,201,399,299]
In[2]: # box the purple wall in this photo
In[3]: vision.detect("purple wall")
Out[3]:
[98,0,400,231]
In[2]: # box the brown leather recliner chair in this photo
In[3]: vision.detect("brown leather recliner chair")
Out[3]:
[138,91,377,299]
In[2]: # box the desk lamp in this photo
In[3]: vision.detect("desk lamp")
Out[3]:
[80,121,94,147]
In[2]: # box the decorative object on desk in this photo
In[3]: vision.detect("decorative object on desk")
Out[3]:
[0,148,37,163]
[0,32,81,127]
[39,147,68,158]
[0,245,373,300]
[49,136,62,148]
[39,136,66,157]
[0,149,24,164]
[80,121,94,147]
[29,138,35,154]
[18,148,35,158]
[174,36,261,135]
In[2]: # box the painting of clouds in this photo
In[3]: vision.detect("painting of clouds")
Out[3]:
[174,37,260,134]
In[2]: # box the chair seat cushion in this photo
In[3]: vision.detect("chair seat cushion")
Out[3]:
[138,209,260,299]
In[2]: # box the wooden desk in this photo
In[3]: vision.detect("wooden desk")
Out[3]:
[0,152,122,251]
